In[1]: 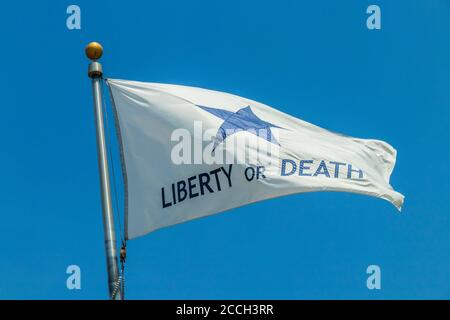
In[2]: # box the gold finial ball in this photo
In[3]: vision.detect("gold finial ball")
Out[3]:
[85,42,103,60]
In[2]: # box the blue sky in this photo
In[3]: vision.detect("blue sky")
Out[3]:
[0,0,449,299]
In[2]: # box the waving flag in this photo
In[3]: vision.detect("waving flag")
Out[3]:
[107,79,404,239]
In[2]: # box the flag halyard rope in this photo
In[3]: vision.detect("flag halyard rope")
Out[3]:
[102,78,127,299]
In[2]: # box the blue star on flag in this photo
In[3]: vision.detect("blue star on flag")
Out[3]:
[198,105,283,150]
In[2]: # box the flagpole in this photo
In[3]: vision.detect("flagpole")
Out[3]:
[85,42,121,300]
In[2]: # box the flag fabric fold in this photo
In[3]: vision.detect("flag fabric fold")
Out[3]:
[107,79,404,239]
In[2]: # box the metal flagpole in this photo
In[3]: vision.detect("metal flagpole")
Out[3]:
[85,42,122,300]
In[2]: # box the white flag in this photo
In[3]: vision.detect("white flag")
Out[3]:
[107,79,404,239]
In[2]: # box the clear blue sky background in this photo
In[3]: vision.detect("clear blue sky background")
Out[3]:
[0,0,449,299]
